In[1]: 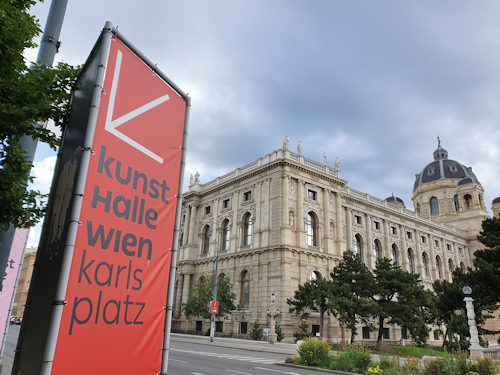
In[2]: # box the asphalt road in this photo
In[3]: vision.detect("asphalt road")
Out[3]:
[1,328,322,375]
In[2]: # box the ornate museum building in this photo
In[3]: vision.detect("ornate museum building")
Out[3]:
[172,138,500,344]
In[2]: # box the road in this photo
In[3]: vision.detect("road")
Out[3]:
[167,339,320,375]
[2,328,323,375]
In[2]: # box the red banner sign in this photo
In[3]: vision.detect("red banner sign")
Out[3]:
[210,301,219,314]
[51,36,186,374]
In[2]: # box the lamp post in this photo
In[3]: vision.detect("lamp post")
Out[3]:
[210,231,219,343]
[462,285,483,358]
[268,293,279,344]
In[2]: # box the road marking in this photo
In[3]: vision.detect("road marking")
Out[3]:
[191,373,204,375]
[226,370,252,375]
[254,367,301,375]
[170,358,188,363]
[171,348,280,365]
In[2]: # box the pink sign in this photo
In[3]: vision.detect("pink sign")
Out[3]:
[0,229,28,342]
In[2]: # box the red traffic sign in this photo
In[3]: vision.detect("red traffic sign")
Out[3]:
[210,301,219,314]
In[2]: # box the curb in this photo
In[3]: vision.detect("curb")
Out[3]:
[277,362,361,375]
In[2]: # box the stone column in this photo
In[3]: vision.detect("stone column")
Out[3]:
[322,188,330,253]
[183,204,191,246]
[346,208,352,252]
[366,214,374,268]
[181,273,192,306]
[335,193,343,255]
[415,229,423,275]
[232,190,240,251]
[383,220,391,259]
[464,296,484,358]
[255,182,262,248]
[188,205,198,245]
[174,275,184,318]
[399,227,407,268]
[427,234,438,280]
[296,180,305,247]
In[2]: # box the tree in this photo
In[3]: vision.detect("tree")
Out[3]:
[329,251,377,343]
[182,275,236,319]
[372,258,433,347]
[0,0,80,232]
[287,275,331,339]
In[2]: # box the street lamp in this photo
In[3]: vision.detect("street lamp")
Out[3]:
[209,231,219,343]
[462,285,483,358]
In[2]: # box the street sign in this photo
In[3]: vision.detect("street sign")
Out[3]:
[210,301,219,314]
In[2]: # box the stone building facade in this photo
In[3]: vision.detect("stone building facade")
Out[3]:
[172,140,498,344]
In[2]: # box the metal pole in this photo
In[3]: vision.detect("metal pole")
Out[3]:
[39,22,113,375]
[0,0,68,360]
[160,96,191,374]
[210,243,219,343]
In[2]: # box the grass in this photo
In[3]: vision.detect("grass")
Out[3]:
[371,344,450,358]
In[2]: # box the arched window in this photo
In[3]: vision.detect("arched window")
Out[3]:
[354,234,363,261]
[309,271,322,281]
[199,275,207,286]
[391,244,399,265]
[374,239,383,259]
[201,225,211,255]
[430,197,439,215]
[242,213,253,246]
[221,219,230,251]
[218,273,226,285]
[436,256,443,279]
[408,248,415,273]
[448,258,454,273]
[306,212,319,246]
[422,252,429,277]
[454,195,460,212]
[464,194,472,210]
[240,271,250,308]
[460,261,465,271]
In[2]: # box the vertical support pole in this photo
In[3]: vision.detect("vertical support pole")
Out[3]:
[161,96,191,374]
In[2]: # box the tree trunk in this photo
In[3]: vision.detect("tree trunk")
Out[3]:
[377,316,384,348]
[319,307,324,338]
[351,329,355,344]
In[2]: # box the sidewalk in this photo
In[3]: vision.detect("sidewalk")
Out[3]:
[171,333,297,356]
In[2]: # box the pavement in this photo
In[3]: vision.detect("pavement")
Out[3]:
[171,333,298,356]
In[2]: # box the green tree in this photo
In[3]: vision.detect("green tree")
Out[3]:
[329,251,377,343]
[372,258,433,347]
[287,275,331,339]
[0,0,80,231]
[182,275,236,319]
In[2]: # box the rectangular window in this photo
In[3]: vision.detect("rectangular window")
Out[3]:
[223,198,230,209]
[312,325,320,337]
[354,215,361,224]
[195,321,203,331]
[383,328,390,340]
[243,191,252,201]
[401,327,408,340]
[362,327,370,339]
[458,247,463,255]
[433,330,440,340]
[391,226,397,235]
[447,244,451,251]
[421,236,426,244]
[216,321,223,333]
[205,206,211,215]
[240,322,248,335]
[182,214,186,224]
[307,189,317,201]
[373,221,380,230]
[406,231,412,240]
[434,240,439,248]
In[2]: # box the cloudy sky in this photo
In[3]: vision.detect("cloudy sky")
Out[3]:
[26,1,500,246]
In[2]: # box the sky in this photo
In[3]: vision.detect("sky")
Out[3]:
[26,1,500,247]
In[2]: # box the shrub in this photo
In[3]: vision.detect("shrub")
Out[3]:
[293,321,311,342]
[423,355,470,375]
[296,338,331,367]
[328,345,372,373]
[275,323,284,342]
[250,323,263,340]
[470,357,498,375]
